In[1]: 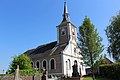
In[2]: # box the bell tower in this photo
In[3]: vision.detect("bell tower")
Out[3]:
[57,1,77,44]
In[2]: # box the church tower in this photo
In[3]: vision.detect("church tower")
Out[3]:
[57,1,77,44]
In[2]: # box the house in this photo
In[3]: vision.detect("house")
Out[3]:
[86,56,113,75]
[103,56,113,64]
[25,1,86,77]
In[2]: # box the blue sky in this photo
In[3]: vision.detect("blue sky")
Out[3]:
[0,0,120,73]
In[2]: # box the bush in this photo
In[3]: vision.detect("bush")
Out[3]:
[99,62,120,80]
[20,69,34,76]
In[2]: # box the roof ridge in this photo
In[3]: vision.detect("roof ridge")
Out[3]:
[36,41,57,49]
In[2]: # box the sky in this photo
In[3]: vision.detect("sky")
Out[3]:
[0,0,120,74]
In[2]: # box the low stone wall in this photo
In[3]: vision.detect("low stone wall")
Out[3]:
[0,76,14,80]
[0,76,41,80]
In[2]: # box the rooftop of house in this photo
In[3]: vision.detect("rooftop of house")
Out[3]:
[24,41,68,58]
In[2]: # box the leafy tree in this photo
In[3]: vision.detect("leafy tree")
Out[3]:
[8,54,32,73]
[94,55,105,67]
[78,17,104,80]
[105,12,120,62]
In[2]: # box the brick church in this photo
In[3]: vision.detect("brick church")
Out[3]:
[25,1,86,77]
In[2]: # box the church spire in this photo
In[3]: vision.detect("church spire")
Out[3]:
[62,1,70,22]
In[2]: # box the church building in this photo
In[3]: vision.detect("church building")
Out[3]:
[25,1,86,77]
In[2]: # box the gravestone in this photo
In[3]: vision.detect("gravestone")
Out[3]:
[64,60,81,80]
[33,73,38,80]
[72,60,79,77]
[14,65,21,80]
[41,67,47,80]
[33,68,38,80]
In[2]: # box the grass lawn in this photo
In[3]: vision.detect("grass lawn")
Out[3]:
[83,76,111,80]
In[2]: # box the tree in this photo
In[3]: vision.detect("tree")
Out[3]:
[8,54,32,73]
[78,17,104,80]
[105,12,120,62]
[94,55,105,67]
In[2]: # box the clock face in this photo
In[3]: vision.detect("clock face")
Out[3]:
[61,28,66,36]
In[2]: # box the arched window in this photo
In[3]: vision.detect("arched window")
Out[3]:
[36,61,40,69]
[42,60,47,69]
[74,48,76,53]
[81,62,83,70]
[72,29,75,35]
[50,59,56,70]
[66,61,68,75]
[68,59,71,69]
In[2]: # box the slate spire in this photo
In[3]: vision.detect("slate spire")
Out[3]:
[62,1,70,22]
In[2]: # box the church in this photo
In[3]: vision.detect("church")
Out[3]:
[25,1,86,77]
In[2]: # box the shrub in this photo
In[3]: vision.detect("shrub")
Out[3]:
[9,54,32,73]
[20,69,34,76]
[99,62,120,80]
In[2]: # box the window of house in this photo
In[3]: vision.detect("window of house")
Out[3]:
[68,59,71,69]
[66,61,68,70]
[81,62,84,70]
[61,28,66,36]
[36,61,40,70]
[74,48,76,53]
[72,29,75,35]
[50,59,55,69]
[43,60,47,69]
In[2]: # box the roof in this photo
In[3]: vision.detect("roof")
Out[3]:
[104,56,113,64]
[25,41,67,58]
[57,21,76,28]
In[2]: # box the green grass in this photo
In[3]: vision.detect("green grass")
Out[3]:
[83,76,111,80]
[0,74,14,76]
[83,77,92,80]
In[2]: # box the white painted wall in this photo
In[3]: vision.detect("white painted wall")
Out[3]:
[62,40,86,77]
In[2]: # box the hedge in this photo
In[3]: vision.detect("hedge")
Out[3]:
[0,69,42,77]
[99,62,120,80]
[20,69,42,76]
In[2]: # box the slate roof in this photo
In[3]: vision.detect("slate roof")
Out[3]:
[25,41,67,58]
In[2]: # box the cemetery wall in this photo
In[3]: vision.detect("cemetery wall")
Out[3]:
[0,76,41,80]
